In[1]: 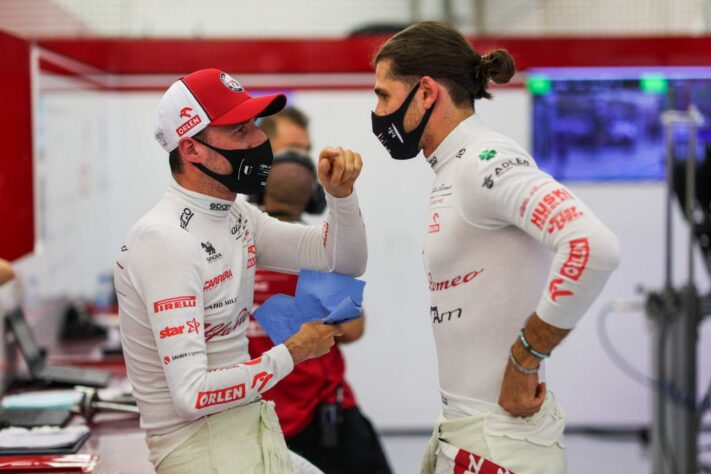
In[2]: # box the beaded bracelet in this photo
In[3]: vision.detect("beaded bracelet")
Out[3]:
[509,348,540,375]
[518,328,551,359]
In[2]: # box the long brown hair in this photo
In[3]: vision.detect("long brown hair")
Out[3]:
[373,21,515,106]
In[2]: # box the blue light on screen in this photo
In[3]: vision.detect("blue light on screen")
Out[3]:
[529,67,711,182]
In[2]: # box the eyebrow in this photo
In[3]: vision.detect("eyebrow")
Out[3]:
[284,142,312,152]
[229,122,249,131]
[373,87,388,96]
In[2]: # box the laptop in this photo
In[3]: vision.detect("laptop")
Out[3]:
[5,308,113,388]
[0,407,72,428]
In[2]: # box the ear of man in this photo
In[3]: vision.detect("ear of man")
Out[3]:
[177,132,212,169]
[419,76,440,110]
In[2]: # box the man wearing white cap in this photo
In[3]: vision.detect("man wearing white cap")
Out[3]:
[114,68,367,473]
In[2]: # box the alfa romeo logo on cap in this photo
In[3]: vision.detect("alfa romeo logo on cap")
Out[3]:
[220,73,244,92]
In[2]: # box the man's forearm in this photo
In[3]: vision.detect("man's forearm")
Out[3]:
[285,338,309,365]
[511,312,571,368]
[323,191,367,277]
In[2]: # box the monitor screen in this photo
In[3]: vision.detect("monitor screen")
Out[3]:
[529,67,711,182]
[6,309,42,364]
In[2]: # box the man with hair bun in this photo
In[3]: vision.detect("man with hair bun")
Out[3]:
[371,21,620,473]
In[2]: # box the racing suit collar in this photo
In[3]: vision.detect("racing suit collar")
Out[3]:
[427,114,489,174]
[168,180,235,218]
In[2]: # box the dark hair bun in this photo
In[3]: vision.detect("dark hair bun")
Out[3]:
[471,48,515,100]
[481,49,515,85]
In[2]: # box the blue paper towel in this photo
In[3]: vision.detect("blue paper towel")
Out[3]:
[253,270,365,345]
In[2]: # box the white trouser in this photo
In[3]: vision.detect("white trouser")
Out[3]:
[152,400,323,474]
[421,392,566,474]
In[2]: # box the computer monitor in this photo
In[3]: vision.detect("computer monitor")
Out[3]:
[5,308,112,388]
[0,281,24,392]
[0,309,11,394]
[529,67,711,181]
[5,308,48,375]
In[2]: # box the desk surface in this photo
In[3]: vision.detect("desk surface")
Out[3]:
[83,412,153,474]
[8,357,154,471]
[3,320,154,473]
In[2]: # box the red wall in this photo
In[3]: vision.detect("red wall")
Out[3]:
[38,36,711,74]
[0,31,34,261]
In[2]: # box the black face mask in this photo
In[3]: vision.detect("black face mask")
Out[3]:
[192,138,274,194]
[371,83,435,160]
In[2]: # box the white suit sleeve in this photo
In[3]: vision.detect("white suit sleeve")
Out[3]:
[246,191,367,277]
[128,224,294,420]
[456,144,621,329]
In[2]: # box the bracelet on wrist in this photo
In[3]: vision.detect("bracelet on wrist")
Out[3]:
[518,328,550,359]
[509,347,540,375]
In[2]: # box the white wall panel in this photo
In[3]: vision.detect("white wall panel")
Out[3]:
[17,77,113,302]
[18,80,711,430]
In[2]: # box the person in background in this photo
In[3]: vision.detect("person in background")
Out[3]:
[259,106,312,154]
[0,259,14,286]
[248,107,392,474]
[370,22,620,474]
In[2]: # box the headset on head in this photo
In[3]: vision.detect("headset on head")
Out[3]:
[249,148,327,214]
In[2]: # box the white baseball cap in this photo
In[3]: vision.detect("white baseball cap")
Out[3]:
[154,68,286,152]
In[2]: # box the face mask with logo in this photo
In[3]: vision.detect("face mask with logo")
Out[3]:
[371,82,435,160]
[192,139,274,194]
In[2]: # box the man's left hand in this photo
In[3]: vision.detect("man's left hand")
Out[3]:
[498,348,546,417]
[318,147,363,198]
[499,313,568,417]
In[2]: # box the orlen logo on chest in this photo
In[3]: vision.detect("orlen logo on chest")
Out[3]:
[195,384,246,409]
[176,115,202,137]
[428,212,440,233]
[153,296,197,314]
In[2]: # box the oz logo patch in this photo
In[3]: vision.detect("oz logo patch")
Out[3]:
[479,149,497,161]
[220,73,244,92]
